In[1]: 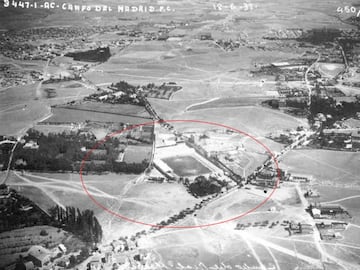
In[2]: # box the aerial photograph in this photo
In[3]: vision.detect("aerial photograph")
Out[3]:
[0,0,360,269]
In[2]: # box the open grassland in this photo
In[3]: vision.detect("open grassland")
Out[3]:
[123,145,152,163]
[39,81,95,106]
[95,182,200,240]
[139,218,324,270]
[0,83,50,136]
[281,150,360,187]
[7,171,201,241]
[168,107,306,137]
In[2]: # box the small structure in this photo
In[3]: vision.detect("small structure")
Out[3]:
[58,244,67,254]
[199,32,212,40]
[27,246,51,267]
[289,173,313,182]
[310,204,349,219]
[14,261,35,270]
[23,141,39,150]
[304,189,320,198]
[88,255,103,270]
[311,208,321,218]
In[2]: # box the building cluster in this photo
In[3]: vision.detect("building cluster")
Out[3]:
[287,222,314,235]
[317,43,344,64]
[85,87,143,106]
[309,204,351,220]
[0,26,108,59]
[277,85,308,98]
[263,28,305,40]
[214,39,244,51]
[316,221,348,240]
[0,64,42,88]
[5,244,74,270]
[320,128,360,150]
[250,167,293,187]
[267,127,306,144]
[85,238,151,270]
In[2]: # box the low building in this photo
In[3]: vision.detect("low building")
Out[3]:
[27,246,51,267]
[57,244,67,253]
[199,32,212,40]
[23,140,39,150]
[310,204,348,219]
[289,173,313,182]
[13,261,34,270]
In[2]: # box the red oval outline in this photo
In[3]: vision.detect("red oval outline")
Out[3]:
[80,119,280,229]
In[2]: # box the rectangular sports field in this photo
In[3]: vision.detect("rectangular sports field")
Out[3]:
[162,155,211,177]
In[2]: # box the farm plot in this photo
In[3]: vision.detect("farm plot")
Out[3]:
[43,107,148,124]
[123,145,152,163]
[59,102,151,119]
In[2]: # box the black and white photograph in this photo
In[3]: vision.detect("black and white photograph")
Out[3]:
[0,0,360,269]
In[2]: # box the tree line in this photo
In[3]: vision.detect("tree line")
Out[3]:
[49,205,102,244]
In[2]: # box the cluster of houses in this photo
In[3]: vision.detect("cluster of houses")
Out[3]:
[0,64,41,88]
[287,222,314,235]
[320,128,360,150]
[309,203,351,220]
[316,221,348,240]
[5,244,68,270]
[250,168,311,187]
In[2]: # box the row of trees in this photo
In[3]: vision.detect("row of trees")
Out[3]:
[77,160,148,174]
[49,206,102,244]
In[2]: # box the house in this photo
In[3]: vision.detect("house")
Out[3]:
[98,95,108,101]
[319,204,346,216]
[57,244,67,254]
[304,189,320,198]
[311,208,321,218]
[157,32,169,41]
[289,173,313,182]
[14,261,34,270]
[88,255,103,270]
[111,239,127,253]
[199,32,212,40]
[310,204,348,218]
[113,91,125,98]
[23,141,39,150]
[27,245,51,267]
[251,168,280,187]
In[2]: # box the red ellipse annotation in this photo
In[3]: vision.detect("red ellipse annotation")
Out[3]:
[80,119,281,229]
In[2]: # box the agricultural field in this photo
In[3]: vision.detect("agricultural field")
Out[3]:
[123,145,152,163]
[43,107,149,124]
[187,97,271,111]
[0,83,50,136]
[281,149,360,187]
[39,81,95,105]
[59,102,151,119]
